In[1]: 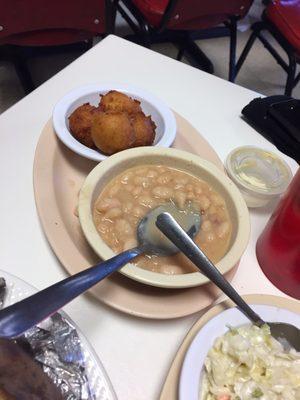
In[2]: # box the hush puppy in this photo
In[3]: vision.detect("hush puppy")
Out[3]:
[68,103,98,148]
[99,90,142,114]
[91,112,135,155]
[131,112,156,147]
[68,90,156,154]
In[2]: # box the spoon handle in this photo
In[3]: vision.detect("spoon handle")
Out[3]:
[156,212,265,325]
[0,247,142,339]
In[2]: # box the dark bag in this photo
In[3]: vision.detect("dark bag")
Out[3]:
[242,95,300,163]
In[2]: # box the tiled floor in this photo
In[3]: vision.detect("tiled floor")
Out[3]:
[0,27,299,114]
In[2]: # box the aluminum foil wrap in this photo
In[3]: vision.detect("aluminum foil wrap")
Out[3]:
[0,279,94,400]
[0,278,6,308]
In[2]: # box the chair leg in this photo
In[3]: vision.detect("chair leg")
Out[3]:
[236,18,298,95]
[117,0,151,48]
[235,30,258,76]
[228,18,237,82]
[177,48,184,61]
[86,39,93,49]
[257,32,289,72]
[235,22,266,77]
[107,0,118,34]
[293,71,300,88]
[184,38,214,73]
[12,53,35,95]
[141,24,151,48]
[285,54,296,96]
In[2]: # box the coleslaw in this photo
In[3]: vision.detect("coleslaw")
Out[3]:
[200,324,300,400]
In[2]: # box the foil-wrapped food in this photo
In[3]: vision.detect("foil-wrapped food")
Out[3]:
[0,279,94,399]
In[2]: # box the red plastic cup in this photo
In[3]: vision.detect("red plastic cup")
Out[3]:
[256,168,300,299]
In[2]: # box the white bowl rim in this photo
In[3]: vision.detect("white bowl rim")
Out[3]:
[52,82,177,161]
[78,147,250,289]
[179,304,300,400]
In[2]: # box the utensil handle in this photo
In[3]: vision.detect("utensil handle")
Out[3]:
[156,213,264,325]
[0,248,142,339]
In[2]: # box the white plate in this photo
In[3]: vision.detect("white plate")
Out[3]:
[179,304,300,400]
[0,269,117,400]
[52,82,177,161]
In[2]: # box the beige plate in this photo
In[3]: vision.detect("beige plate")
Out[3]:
[159,294,300,399]
[33,113,233,319]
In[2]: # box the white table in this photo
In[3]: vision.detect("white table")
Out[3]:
[0,35,298,400]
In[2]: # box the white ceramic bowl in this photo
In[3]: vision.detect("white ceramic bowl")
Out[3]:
[78,147,250,289]
[52,83,177,161]
[179,304,300,400]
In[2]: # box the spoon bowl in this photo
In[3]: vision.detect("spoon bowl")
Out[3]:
[0,204,200,339]
[156,212,300,352]
[267,322,300,351]
[137,202,201,256]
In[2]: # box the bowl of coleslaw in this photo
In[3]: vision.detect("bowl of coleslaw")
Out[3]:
[179,304,300,400]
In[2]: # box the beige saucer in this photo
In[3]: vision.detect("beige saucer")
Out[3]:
[33,113,236,319]
[159,294,300,399]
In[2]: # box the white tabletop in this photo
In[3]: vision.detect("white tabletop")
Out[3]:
[0,35,298,400]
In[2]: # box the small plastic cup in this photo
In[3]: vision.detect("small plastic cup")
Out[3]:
[225,146,292,208]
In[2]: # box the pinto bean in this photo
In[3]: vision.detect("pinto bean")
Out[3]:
[105,207,122,219]
[115,219,133,236]
[157,172,172,184]
[198,195,211,210]
[216,222,230,238]
[174,192,186,209]
[211,194,225,207]
[152,186,173,199]
[96,198,121,212]
[201,220,212,232]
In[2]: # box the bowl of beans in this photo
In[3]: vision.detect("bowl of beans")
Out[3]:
[78,147,250,288]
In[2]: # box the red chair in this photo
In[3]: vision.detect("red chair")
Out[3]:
[0,0,112,93]
[114,0,254,81]
[236,0,300,96]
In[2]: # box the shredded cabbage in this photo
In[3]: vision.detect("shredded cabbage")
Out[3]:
[200,324,300,400]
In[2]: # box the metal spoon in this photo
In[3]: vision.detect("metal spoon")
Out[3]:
[156,212,300,352]
[0,203,201,339]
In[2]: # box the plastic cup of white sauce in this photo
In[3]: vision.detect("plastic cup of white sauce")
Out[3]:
[225,146,292,208]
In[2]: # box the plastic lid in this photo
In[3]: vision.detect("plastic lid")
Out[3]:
[225,146,292,197]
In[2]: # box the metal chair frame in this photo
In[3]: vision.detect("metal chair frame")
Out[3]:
[114,0,242,81]
[236,11,300,96]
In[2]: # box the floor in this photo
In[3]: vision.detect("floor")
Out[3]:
[0,24,299,114]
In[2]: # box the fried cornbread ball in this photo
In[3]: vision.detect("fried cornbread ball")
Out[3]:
[68,103,99,148]
[68,91,157,154]
[99,90,142,114]
[131,112,156,147]
[91,111,135,155]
